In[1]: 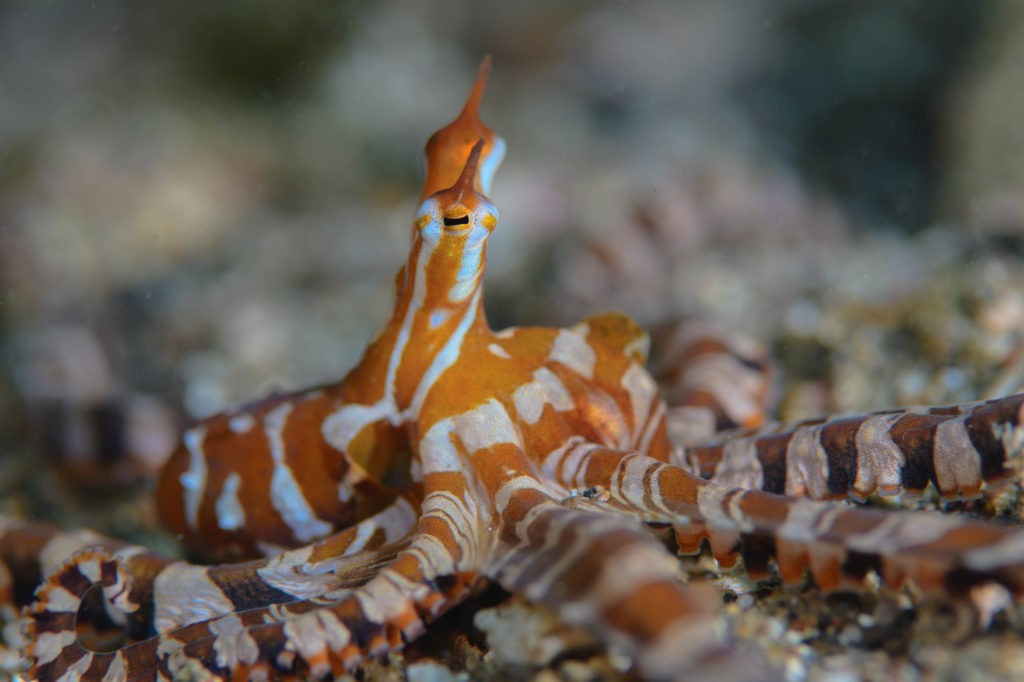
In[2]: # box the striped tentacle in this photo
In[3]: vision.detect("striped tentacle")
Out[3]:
[540,439,747,564]
[26,558,369,681]
[0,518,181,641]
[160,479,484,679]
[27,549,148,682]
[150,494,419,634]
[22,547,299,682]
[124,432,491,675]
[544,441,1024,597]
[450,426,726,679]
[1,519,116,607]
[648,317,776,437]
[22,489,472,680]
[486,478,723,681]
[29,560,461,682]
[674,392,1024,502]
[692,485,1024,596]
[16,498,417,679]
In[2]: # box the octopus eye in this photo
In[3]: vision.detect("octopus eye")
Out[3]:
[443,215,470,227]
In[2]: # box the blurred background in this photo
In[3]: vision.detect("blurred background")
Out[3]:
[1,0,1024,677]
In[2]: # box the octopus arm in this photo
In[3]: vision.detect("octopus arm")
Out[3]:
[674,393,1024,501]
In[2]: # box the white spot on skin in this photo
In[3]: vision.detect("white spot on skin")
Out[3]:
[785,424,830,499]
[179,426,208,530]
[38,585,80,612]
[420,399,521,473]
[282,611,351,676]
[711,437,763,491]
[776,498,835,544]
[511,383,545,425]
[343,515,381,556]
[157,634,186,659]
[457,398,521,454]
[419,418,459,474]
[353,572,414,625]
[265,402,332,543]
[549,328,596,379]
[154,563,235,631]
[30,629,77,665]
[621,362,657,436]
[39,529,106,575]
[965,532,1024,572]
[256,546,335,600]
[995,420,1024,464]
[77,557,102,582]
[228,412,255,434]
[487,343,511,359]
[101,652,127,682]
[512,368,574,424]
[210,613,260,668]
[322,401,393,454]
[933,417,982,496]
[215,472,246,531]
[379,497,420,543]
[429,309,451,328]
[843,512,959,556]
[853,413,905,496]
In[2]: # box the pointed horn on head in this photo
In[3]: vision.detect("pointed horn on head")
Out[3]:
[459,55,492,126]
[419,56,504,202]
[452,139,486,200]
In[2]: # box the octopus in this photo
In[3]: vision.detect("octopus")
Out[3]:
[2,58,1024,682]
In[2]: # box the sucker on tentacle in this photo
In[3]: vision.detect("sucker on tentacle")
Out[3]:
[2,56,1024,682]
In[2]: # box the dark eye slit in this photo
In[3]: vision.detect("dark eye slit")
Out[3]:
[443,215,470,227]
